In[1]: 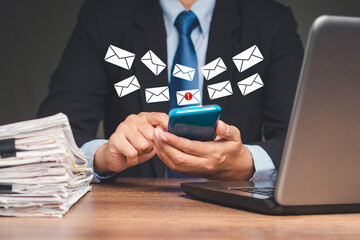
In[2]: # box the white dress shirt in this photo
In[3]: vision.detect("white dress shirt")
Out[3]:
[82,0,277,183]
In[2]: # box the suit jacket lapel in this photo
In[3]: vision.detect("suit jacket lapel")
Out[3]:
[131,0,168,178]
[131,0,169,114]
[203,0,243,108]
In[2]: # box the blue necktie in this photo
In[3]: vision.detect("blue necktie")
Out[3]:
[167,11,200,178]
[169,10,200,110]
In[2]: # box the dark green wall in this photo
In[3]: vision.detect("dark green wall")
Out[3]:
[1,0,360,129]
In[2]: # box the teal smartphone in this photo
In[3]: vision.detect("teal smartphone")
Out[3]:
[167,105,221,141]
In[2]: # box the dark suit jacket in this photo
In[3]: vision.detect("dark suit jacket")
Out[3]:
[38,0,304,178]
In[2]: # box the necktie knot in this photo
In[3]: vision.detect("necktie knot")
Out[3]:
[175,10,199,36]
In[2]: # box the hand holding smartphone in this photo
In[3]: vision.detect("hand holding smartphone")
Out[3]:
[167,105,221,141]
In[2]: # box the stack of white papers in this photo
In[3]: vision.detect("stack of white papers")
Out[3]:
[0,113,93,217]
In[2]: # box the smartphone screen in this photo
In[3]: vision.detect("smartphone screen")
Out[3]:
[167,105,221,141]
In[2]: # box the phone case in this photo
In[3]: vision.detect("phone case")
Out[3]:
[167,105,221,141]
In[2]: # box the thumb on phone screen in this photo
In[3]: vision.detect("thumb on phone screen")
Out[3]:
[215,120,241,142]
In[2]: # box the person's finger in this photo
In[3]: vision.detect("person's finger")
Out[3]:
[157,128,214,157]
[138,149,156,164]
[154,128,207,172]
[144,112,169,129]
[137,122,156,151]
[125,127,153,154]
[153,128,174,168]
[110,134,139,167]
[155,124,166,132]
[215,120,241,142]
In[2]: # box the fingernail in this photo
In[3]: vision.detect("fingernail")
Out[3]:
[154,128,159,138]
[160,132,168,142]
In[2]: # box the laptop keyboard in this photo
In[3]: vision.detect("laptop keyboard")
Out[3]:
[227,187,275,197]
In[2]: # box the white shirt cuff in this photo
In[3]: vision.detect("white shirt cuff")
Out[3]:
[81,139,117,183]
[244,144,278,182]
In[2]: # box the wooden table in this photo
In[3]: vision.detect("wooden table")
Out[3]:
[0,178,359,240]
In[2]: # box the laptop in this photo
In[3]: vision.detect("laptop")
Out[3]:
[181,16,360,215]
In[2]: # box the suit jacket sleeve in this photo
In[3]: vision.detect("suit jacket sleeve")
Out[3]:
[255,7,304,168]
[37,1,107,147]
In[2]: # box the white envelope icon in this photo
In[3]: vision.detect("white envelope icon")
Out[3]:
[104,45,135,70]
[172,64,196,81]
[207,80,233,100]
[201,57,227,81]
[237,73,264,96]
[114,75,140,98]
[145,86,170,103]
[176,89,201,106]
[141,50,166,76]
[232,45,264,72]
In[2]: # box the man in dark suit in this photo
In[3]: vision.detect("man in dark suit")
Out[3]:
[38,0,303,181]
